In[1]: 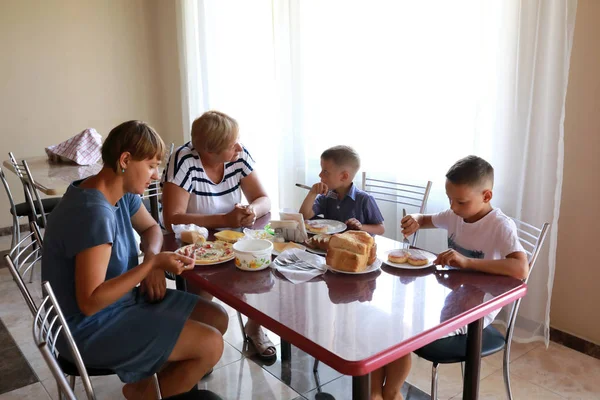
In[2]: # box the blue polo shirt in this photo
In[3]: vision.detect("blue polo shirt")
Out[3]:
[312,183,384,224]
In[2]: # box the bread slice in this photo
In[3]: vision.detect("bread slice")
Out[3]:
[329,231,372,255]
[326,247,369,273]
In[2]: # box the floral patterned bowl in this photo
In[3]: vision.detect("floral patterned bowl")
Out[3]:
[232,239,273,271]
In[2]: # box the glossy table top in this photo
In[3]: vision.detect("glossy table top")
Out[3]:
[164,215,527,376]
[3,156,102,195]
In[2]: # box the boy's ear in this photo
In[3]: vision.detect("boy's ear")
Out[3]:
[340,170,350,182]
[482,189,493,203]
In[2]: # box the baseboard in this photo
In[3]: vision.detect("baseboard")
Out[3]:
[0,224,28,237]
[550,327,600,360]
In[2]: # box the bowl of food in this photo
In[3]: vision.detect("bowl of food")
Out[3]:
[232,239,273,271]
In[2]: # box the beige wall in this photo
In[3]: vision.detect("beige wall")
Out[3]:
[551,0,600,344]
[0,0,183,228]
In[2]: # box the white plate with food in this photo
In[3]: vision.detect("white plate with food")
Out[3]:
[305,247,327,256]
[272,241,307,256]
[176,241,235,266]
[305,219,347,234]
[327,258,382,275]
[304,233,331,256]
[381,249,436,270]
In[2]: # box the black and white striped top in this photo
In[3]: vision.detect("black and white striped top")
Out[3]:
[161,142,255,215]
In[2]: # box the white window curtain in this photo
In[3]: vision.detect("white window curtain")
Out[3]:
[177,0,577,345]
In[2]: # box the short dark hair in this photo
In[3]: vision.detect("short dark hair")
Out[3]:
[446,155,494,187]
[102,120,165,172]
[321,145,361,172]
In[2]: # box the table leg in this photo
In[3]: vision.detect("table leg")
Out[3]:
[281,340,292,362]
[463,317,483,400]
[352,374,371,400]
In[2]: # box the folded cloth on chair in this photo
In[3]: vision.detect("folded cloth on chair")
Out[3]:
[45,128,102,165]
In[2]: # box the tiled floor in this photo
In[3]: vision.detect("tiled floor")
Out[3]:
[1,233,600,399]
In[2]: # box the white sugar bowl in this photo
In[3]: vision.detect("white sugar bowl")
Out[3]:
[232,239,273,271]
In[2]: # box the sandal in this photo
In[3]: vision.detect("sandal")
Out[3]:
[245,327,277,361]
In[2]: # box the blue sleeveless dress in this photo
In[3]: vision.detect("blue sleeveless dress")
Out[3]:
[42,182,198,383]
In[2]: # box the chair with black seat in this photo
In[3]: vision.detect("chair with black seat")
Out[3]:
[0,166,60,251]
[7,153,61,229]
[5,222,160,400]
[34,283,222,400]
[413,219,550,400]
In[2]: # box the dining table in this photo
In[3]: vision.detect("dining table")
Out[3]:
[163,214,527,400]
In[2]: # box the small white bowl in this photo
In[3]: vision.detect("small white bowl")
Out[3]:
[233,239,273,271]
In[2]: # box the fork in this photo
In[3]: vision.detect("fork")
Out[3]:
[402,208,411,250]
[288,253,319,269]
[273,256,314,271]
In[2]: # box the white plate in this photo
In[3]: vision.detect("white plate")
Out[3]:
[305,247,327,256]
[272,243,307,256]
[327,258,382,275]
[306,219,347,234]
[380,249,436,270]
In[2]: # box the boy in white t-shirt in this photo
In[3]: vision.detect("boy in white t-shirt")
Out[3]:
[370,155,527,400]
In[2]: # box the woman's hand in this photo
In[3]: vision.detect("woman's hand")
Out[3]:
[225,204,254,227]
[240,205,257,227]
[140,269,167,302]
[152,252,195,275]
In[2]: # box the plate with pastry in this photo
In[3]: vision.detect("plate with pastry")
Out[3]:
[382,249,436,270]
[176,240,235,265]
[272,241,307,256]
[305,219,347,235]
[325,231,381,274]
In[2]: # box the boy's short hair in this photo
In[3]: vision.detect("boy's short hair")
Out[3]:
[191,111,239,154]
[321,145,361,175]
[446,155,494,188]
[102,120,165,173]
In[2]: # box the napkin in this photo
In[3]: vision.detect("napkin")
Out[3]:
[270,248,327,284]
[45,128,102,166]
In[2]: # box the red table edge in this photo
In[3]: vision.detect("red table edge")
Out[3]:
[183,271,527,376]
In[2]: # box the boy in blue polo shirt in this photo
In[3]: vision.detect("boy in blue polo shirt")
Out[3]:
[299,145,385,235]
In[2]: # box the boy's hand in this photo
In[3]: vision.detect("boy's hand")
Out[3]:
[345,218,362,231]
[434,249,469,269]
[400,214,419,237]
[310,182,329,195]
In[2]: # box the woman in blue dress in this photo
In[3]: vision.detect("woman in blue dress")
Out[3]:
[42,120,228,399]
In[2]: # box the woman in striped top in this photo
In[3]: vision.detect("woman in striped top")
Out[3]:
[161,111,275,360]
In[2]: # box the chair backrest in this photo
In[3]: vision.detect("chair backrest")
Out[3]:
[142,142,174,201]
[361,172,432,213]
[504,220,550,344]
[362,172,432,244]
[0,167,20,246]
[8,153,48,227]
[33,281,96,399]
[4,221,45,316]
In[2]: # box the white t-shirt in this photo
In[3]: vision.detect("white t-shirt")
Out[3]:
[161,142,255,215]
[431,207,525,335]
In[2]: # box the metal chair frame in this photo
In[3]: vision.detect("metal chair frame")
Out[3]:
[361,171,432,246]
[4,223,162,400]
[427,220,550,400]
[0,166,25,250]
[8,153,49,228]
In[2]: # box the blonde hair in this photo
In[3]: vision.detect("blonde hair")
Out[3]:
[191,111,239,153]
[321,145,361,175]
[101,121,165,172]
